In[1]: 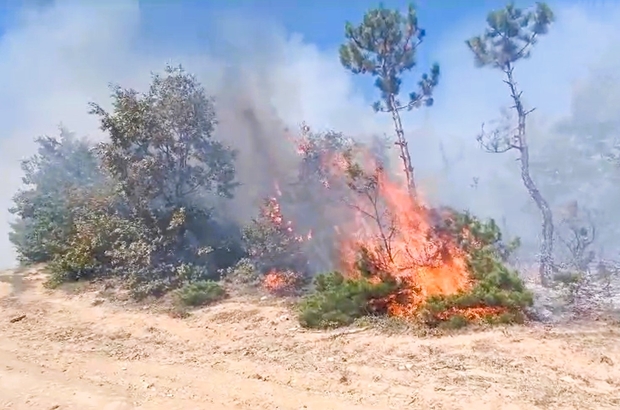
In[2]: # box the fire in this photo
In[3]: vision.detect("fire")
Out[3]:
[335,161,473,316]
[435,306,508,321]
[262,269,302,295]
[314,141,495,319]
[266,124,508,321]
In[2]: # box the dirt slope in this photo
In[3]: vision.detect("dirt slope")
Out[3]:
[0,267,619,410]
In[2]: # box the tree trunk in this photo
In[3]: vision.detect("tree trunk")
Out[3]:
[505,65,554,286]
[519,144,554,286]
[388,95,417,198]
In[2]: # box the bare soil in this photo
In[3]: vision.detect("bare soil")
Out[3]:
[0,267,619,409]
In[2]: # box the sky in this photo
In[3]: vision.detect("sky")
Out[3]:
[0,0,619,267]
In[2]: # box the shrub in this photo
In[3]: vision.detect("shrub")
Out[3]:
[174,280,227,307]
[10,130,105,265]
[221,258,261,286]
[263,269,308,296]
[242,197,308,275]
[298,271,400,329]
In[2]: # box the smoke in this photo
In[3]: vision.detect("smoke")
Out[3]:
[1,0,620,269]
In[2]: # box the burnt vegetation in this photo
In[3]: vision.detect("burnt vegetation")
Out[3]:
[9,2,619,330]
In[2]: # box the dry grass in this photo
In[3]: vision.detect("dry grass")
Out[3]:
[0,268,619,409]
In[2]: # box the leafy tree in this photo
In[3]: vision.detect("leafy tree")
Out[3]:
[466,2,555,285]
[90,65,238,212]
[339,3,440,197]
[9,129,104,264]
[47,65,241,294]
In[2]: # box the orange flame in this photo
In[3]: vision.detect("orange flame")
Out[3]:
[263,269,302,295]
[272,125,504,321]
[316,145,478,318]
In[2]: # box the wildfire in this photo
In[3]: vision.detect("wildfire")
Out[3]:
[435,306,508,321]
[263,180,313,242]
[336,163,472,316]
[263,124,508,321]
[262,269,302,295]
[320,143,502,319]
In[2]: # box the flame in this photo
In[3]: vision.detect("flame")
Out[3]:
[313,142,481,318]
[336,163,472,316]
[265,125,506,321]
[263,269,301,295]
[435,306,508,321]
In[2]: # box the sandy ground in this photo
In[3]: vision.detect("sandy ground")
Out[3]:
[0,267,619,410]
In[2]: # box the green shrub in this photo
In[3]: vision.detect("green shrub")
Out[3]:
[221,258,261,286]
[298,271,400,329]
[9,131,105,265]
[440,314,468,330]
[174,280,227,307]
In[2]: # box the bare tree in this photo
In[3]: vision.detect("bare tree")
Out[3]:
[339,4,440,198]
[466,2,555,285]
[342,154,397,264]
[556,201,596,272]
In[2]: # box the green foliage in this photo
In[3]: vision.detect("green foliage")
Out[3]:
[91,65,238,202]
[9,129,105,264]
[298,271,399,329]
[86,66,239,289]
[16,65,245,297]
[44,185,153,290]
[339,3,439,194]
[174,280,227,307]
[221,258,262,287]
[339,3,440,111]
[466,2,554,70]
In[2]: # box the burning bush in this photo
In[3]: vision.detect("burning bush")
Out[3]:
[243,197,309,275]
[262,269,306,296]
[294,143,532,329]
[298,210,532,329]
[242,195,311,295]
[419,211,533,327]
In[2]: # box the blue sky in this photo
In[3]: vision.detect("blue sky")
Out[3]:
[135,0,540,92]
[0,0,608,101]
[0,0,561,97]
[134,0,498,47]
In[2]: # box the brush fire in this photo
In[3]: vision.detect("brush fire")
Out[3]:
[260,126,511,323]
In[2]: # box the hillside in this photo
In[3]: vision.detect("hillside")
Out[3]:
[0,267,618,410]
